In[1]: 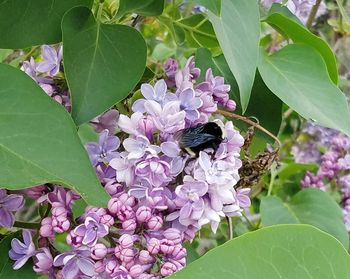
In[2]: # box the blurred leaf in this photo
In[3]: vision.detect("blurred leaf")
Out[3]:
[0,0,93,48]
[0,49,12,62]
[259,44,350,136]
[72,198,88,219]
[0,64,109,207]
[78,124,99,145]
[183,242,200,264]
[175,14,219,48]
[117,0,164,17]
[62,6,147,125]
[189,0,221,15]
[0,232,37,279]
[170,225,350,279]
[152,43,175,60]
[158,16,186,45]
[264,4,338,84]
[208,0,260,112]
[260,189,349,248]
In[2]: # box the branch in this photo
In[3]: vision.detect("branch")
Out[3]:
[14,221,40,229]
[217,109,282,148]
[306,0,322,29]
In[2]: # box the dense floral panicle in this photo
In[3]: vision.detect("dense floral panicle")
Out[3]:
[0,189,24,227]
[295,121,350,230]
[260,0,327,23]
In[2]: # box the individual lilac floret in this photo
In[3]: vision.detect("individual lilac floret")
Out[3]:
[74,213,109,247]
[9,230,36,269]
[0,189,24,227]
[177,88,203,122]
[123,135,160,160]
[175,56,201,91]
[36,45,63,76]
[53,248,96,279]
[164,58,179,87]
[91,109,119,135]
[132,79,174,112]
[85,129,120,166]
[33,248,54,275]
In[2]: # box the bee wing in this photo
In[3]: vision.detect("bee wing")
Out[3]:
[180,132,217,148]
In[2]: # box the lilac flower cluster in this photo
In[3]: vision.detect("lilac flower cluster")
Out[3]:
[7,56,249,278]
[22,45,71,111]
[293,122,350,231]
[260,0,327,24]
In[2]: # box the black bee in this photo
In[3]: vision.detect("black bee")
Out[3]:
[175,122,225,157]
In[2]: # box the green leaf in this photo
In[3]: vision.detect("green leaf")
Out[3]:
[175,14,219,48]
[62,6,147,125]
[117,0,164,17]
[78,123,99,145]
[260,189,349,249]
[170,225,350,279]
[208,0,260,112]
[258,44,350,136]
[264,5,338,84]
[0,232,37,279]
[0,0,93,48]
[0,64,109,207]
[189,0,221,16]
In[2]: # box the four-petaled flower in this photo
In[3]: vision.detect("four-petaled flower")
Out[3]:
[0,189,24,228]
[9,230,36,269]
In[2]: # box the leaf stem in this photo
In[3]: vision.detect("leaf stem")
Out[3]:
[14,221,40,229]
[217,109,282,148]
[306,0,322,29]
[335,0,350,23]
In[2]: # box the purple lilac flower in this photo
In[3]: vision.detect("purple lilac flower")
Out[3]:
[85,129,120,166]
[36,45,63,76]
[117,111,144,136]
[33,248,54,275]
[9,230,36,269]
[0,189,24,227]
[74,213,109,247]
[123,135,160,160]
[91,109,119,135]
[175,56,200,91]
[53,248,96,279]
[164,58,179,87]
[110,152,135,186]
[177,88,203,122]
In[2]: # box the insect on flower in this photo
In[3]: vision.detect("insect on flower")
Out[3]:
[175,122,225,157]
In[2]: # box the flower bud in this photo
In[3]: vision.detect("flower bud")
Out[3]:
[105,182,123,197]
[122,218,137,232]
[139,250,154,264]
[95,260,105,273]
[66,230,83,247]
[160,262,177,277]
[40,217,53,238]
[52,206,67,217]
[129,264,143,278]
[147,215,163,231]
[136,206,152,223]
[105,259,119,275]
[160,239,175,254]
[118,193,136,207]
[107,198,122,216]
[117,205,135,221]
[138,115,156,141]
[163,228,182,244]
[114,245,122,258]
[171,245,187,260]
[100,214,114,227]
[119,234,134,248]
[147,238,160,254]
[52,215,70,233]
[225,99,236,111]
[120,248,135,263]
[91,243,108,260]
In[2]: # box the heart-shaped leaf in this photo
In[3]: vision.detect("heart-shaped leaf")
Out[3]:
[170,225,350,279]
[208,0,260,112]
[0,0,93,48]
[62,6,147,125]
[260,188,349,248]
[259,44,350,135]
[0,64,109,207]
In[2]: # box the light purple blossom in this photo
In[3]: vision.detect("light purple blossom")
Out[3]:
[123,135,160,160]
[9,230,36,269]
[0,189,24,227]
[36,45,62,76]
[53,249,96,279]
[110,152,135,186]
[164,58,179,87]
[175,56,200,91]
[74,213,109,247]
[33,248,54,275]
[117,111,144,136]
[177,88,203,122]
[91,109,119,135]
[85,129,120,166]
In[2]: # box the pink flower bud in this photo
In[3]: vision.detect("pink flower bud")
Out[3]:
[136,206,152,223]
[107,198,122,216]
[225,99,236,111]
[122,218,137,232]
[52,215,70,233]
[163,228,182,244]
[117,205,135,221]
[91,243,108,260]
[95,260,105,273]
[160,239,175,254]
[120,248,135,263]
[105,259,119,275]
[100,214,114,227]
[138,115,156,141]
[52,206,67,217]
[40,217,53,238]
[147,238,160,254]
[139,250,154,264]
[105,182,123,197]
[129,264,143,277]
[114,245,122,258]
[123,259,135,270]
[147,215,163,231]
[66,230,83,247]
[171,245,187,260]
[161,262,177,277]
[119,234,134,248]
[118,193,136,207]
